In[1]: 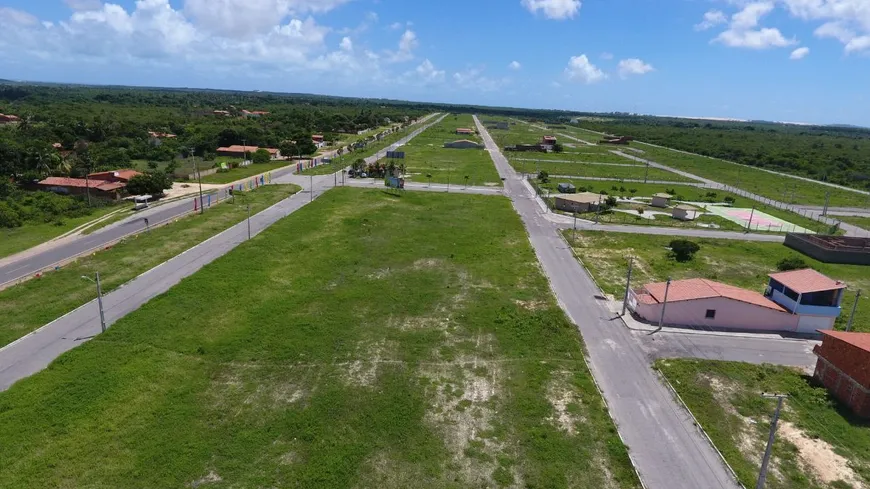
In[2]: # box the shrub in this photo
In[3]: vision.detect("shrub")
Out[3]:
[252,148,272,164]
[669,239,700,262]
[537,170,549,183]
[776,256,808,271]
[127,172,173,196]
[724,196,736,204]
[0,201,22,228]
[611,185,618,191]
[629,188,637,195]
[604,196,618,208]
[619,186,626,192]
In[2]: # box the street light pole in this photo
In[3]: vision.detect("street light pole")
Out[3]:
[622,256,634,316]
[656,277,672,332]
[81,272,107,333]
[847,289,861,332]
[191,147,203,215]
[756,394,788,489]
[247,203,251,240]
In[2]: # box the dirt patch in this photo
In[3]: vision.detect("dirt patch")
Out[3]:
[545,371,585,435]
[778,421,866,488]
[189,470,222,488]
[206,364,309,417]
[514,299,547,311]
[413,258,444,270]
[341,340,395,388]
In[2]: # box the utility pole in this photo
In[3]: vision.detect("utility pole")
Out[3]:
[572,211,577,242]
[242,139,247,162]
[846,289,861,332]
[746,206,756,233]
[191,147,204,215]
[822,192,831,217]
[144,217,150,234]
[310,174,313,202]
[756,394,788,489]
[247,203,251,240]
[656,277,672,332]
[644,162,649,184]
[622,256,634,316]
[595,194,603,224]
[81,273,107,333]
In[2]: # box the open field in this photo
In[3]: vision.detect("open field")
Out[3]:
[0,203,123,260]
[567,125,870,209]
[537,178,835,234]
[512,157,698,182]
[565,231,870,332]
[200,160,293,184]
[836,215,870,231]
[401,114,502,186]
[0,188,639,489]
[516,151,645,164]
[0,184,301,349]
[657,359,870,489]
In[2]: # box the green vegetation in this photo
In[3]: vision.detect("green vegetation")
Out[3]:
[657,359,870,489]
[510,157,697,182]
[836,215,870,231]
[0,184,301,348]
[400,114,502,186]
[200,160,293,184]
[564,231,870,332]
[579,116,870,194]
[0,188,639,488]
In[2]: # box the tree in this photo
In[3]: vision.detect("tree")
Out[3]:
[553,143,564,153]
[669,239,700,262]
[629,188,637,196]
[537,170,549,183]
[776,256,808,271]
[252,148,271,164]
[126,171,173,196]
[604,196,618,208]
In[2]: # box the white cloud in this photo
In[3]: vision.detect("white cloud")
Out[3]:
[64,0,103,11]
[564,54,606,84]
[413,59,444,83]
[695,10,727,31]
[389,22,402,30]
[365,11,378,22]
[183,0,349,39]
[508,60,521,70]
[339,36,352,51]
[0,7,38,26]
[789,46,810,59]
[521,0,581,20]
[618,58,654,78]
[386,29,417,62]
[768,0,869,54]
[814,21,854,43]
[846,36,870,53]
[712,2,795,49]
[452,68,509,92]
[600,52,613,60]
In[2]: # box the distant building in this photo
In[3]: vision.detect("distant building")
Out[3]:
[216,145,281,160]
[784,234,870,266]
[0,113,20,124]
[541,136,557,149]
[600,136,633,145]
[443,139,483,149]
[557,183,576,194]
[241,110,270,118]
[213,110,231,117]
[312,135,326,149]
[554,192,602,213]
[765,269,847,332]
[456,128,475,135]
[651,193,673,208]
[36,169,142,200]
[672,204,699,221]
[813,331,870,417]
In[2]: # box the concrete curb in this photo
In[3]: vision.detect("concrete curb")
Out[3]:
[656,370,747,489]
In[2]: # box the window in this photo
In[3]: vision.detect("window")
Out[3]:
[705,309,716,319]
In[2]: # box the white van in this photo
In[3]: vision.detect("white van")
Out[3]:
[133,195,152,211]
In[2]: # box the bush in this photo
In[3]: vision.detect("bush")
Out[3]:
[604,196,618,208]
[127,172,173,196]
[252,148,272,164]
[724,196,736,204]
[669,239,700,262]
[537,171,549,183]
[0,201,22,228]
[776,256,808,271]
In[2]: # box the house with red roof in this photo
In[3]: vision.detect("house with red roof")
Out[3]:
[627,269,846,333]
[216,145,281,159]
[813,331,870,417]
[0,113,20,124]
[36,169,142,200]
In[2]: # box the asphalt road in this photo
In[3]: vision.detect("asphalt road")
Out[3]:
[0,113,447,392]
[475,115,741,489]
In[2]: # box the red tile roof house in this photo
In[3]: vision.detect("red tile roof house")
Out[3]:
[216,145,281,160]
[456,128,475,135]
[36,170,141,200]
[813,331,870,417]
[0,113,21,124]
[627,269,846,333]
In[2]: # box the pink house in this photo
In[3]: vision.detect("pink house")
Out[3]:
[628,270,846,333]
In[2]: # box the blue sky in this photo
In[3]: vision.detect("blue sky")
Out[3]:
[0,0,868,125]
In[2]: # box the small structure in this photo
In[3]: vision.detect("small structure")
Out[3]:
[672,204,699,221]
[443,139,483,149]
[765,269,846,332]
[554,192,601,213]
[217,145,281,160]
[213,110,231,117]
[557,183,576,194]
[813,331,870,417]
[312,135,326,149]
[241,110,270,118]
[504,144,545,153]
[600,136,633,145]
[0,113,20,124]
[784,234,870,266]
[495,121,509,130]
[456,128,475,135]
[541,136,557,149]
[650,193,673,208]
[36,169,142,200]
[148,131,176,146]
[88,169,141,184]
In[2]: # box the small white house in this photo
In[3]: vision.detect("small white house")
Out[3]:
[651,193,673,208]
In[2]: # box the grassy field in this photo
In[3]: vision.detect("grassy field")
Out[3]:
[0,188,640,489]
[565,231,870,332]
[657,359,870,489]
[566,125,870,209]
[537,178,837,235]
[200,160,293,184]
[0,184,301,349]
[0,203,123,260]
[836,215,870,231]
[401,114,502,186]
[510,157,698,182]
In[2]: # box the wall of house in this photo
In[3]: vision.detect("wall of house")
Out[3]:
[814,357,870,417]
[634,296,798,332]
[784,234,870,266]
[817,336,870,387]
[554,199,593,213]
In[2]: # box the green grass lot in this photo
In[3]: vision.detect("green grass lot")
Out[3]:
[512,158,697,182]
[200,160,293,184]
[300,158,349,176]
[0,184,301,349]
[657,359,870,489]
[836,215,870,230]
[0,188,640,489]
[514,151,641,164]
[401,114,502,186]
[0,203,123,260]
[567,126,870,209]
[564,231,870,332]
[539,179,837,235]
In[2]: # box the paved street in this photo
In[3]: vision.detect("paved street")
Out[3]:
[475,115,740,489]
[0,113,446,392]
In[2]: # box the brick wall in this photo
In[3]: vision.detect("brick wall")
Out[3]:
[817,336,870,387]
[814,356,870,417]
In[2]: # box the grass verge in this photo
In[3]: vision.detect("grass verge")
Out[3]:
[0,184,301,348]
[564,231,870,332]
[200,160,294,184]
[657,359,870,489]
[0,188,640,489]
